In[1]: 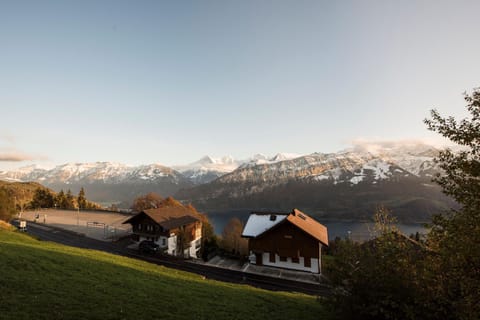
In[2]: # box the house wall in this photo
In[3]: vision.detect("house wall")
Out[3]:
[252,252,319,273]
[167,234,177,255]
[128,214,202,258]
[248,221,322,273]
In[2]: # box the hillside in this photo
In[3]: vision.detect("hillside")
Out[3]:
[0,181,53,210]
[0,226,327,320]
[176,146,455,222]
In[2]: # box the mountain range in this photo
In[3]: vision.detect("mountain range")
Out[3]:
[0,144,455,221]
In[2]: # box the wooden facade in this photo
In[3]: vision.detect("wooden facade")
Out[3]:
[242,209,328,273]
[123,207,202,258]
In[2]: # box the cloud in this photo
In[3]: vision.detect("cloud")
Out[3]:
[348,137,454,154]
[0,149,48,162]
[0,152,36,162]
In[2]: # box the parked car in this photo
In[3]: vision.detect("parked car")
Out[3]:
[138,240,160,254]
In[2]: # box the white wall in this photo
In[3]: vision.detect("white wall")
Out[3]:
[167,234,177,255]
[257,252,320,273]
[188,237,202,258]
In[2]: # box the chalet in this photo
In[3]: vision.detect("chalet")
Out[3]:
[123,207,202,258]
[242,209,328,274]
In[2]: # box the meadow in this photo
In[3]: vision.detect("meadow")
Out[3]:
[0,223,328,320]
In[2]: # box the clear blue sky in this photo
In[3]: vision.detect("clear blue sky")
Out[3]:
[1,0,479,170]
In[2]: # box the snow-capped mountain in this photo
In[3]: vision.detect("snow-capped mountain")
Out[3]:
[173,155,240,185]
[0,162,192,205]
[0,144,450,218]
[174,153,304,184]
[176,144,452,222]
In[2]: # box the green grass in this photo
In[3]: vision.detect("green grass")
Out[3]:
[0,227,329,320]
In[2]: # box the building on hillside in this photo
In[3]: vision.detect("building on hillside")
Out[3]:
[241,209,328,274]
[123,207,202,258]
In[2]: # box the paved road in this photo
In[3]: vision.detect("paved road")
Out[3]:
[25,222,331,296]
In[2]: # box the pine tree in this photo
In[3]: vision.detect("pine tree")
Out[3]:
[56,190,67,209]
[65,189,75,209]
[77,187,87,210]
[30,188,54,208]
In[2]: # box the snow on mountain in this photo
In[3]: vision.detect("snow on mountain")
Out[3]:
[0,162,186,185]
[0,144,440,190]
[350,141,440,176]
[173,153,304,184]
[189,145,440,198]
[239,153,304,168]
[173,155,241,184]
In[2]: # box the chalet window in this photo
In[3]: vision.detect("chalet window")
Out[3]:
[292,257,299,263]
[269,252,275,263]
[304,257,311,267]
[284,235,292,239]
[138,224,142,230]
[162,238,166,246]
[280,256,287,262]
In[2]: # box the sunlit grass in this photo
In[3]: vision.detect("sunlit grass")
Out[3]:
[0,227,328,320]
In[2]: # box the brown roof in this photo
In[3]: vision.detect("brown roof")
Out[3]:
[286,209,328,246]
[143,206,201,223]
[159,215,199,230]
[123,206,201,230]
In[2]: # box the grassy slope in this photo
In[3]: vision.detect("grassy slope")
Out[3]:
[0,227,328,320]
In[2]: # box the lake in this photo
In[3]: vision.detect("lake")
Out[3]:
[206,209,428,242]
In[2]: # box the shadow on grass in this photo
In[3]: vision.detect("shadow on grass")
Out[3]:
[0,230,327,320]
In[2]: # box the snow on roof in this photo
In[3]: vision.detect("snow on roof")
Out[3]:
[241,213,288,238]
[241,209,329,246]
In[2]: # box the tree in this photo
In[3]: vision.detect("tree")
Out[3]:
[326,207,426,320]
[221,217,248,256]
[65,189,75,209]
[56,190,67,209]
[423,88,480,319]
[0,188,15,221]
[30,188,54,209]
[131,192,164,212]
[77,187,87,209]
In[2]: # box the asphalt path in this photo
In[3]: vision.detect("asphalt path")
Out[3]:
[25,222,331,296]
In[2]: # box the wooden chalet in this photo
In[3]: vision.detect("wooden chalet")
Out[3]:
[242,209,328,273]
[123,206,202,258]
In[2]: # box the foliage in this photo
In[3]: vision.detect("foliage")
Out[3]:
[324,89,480,320]
[0,187,15,221]
[0,181,52,212]
[221,217,248,256]
[65,189,75,209]
[159,196,183,208]
[0,228,328,320]
[423,88,480,319]
[326,207,428,320]
[30,188,55,209]
[55,189,75,209]
[131,192,164,211]
[77,187,87,209]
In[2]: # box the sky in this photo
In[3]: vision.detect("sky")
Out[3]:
[1,0,479,170]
